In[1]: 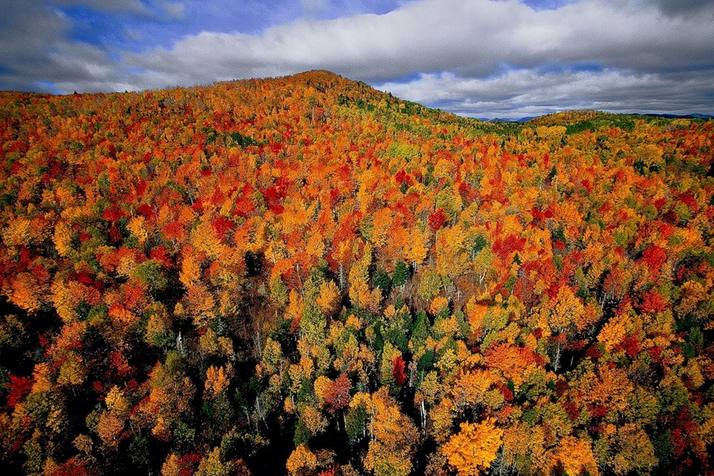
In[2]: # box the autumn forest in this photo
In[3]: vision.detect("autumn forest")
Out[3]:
[0,70,712,475]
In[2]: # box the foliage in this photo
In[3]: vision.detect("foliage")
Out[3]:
[0,70,712,474]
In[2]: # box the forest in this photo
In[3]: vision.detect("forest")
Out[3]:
[0,70,712,475]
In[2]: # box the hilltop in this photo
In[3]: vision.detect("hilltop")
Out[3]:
[0,71,712,475]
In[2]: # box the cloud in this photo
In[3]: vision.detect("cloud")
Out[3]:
[52,0,187,19]
[652,0,714,16]
[52,0,149,14]
[123,0,714,88]
[159,1,185,19]
[0,0,125,92]
[1,0,713,117]
[377,69,714,118]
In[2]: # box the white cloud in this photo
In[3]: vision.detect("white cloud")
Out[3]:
[122,0,714,89]
[2,0,713,117]
[377,69,714,118]
[158,1,185,19]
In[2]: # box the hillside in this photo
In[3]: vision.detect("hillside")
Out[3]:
[0,70,713,475]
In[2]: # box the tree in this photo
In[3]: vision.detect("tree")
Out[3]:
[406,227,429,268]
[204,365,230,397]
[442,418,503,475]
[364,388,419,476]
[97,386,130,448]
[546,286,589,371]
[323,374,351,414]
[316,280,340,314]
[348,244,381,312]
[550,436,599,476]
[286,444,318,475]
[195,447,233,476]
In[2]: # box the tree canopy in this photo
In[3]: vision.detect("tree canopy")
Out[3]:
[0,70,712,475]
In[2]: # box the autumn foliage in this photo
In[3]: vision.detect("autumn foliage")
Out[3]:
[0,70,712,474]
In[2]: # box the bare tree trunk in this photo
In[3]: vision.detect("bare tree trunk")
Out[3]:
[255,395,266,426]
[244,407,253,430]
[253,328,262,358]
[553,343,561,372]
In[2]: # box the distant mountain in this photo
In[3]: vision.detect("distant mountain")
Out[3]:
[480,116,535,123]
[632,112,714,120]
[481,112,713,124]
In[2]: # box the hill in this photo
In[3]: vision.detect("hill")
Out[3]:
[0,70,712,475]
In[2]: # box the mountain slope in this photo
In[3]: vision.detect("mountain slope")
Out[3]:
[0,71,712,475]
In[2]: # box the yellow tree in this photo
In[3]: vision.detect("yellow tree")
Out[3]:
[550,435,599,476]
[546,286,588,371]
[442,418,503,475]
[316,280,340,315]
[406,225,430,268]
[364,387,419,476]
[286,444,318,475]
[348,244,381,312]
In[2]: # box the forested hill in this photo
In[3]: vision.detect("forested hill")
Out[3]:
[0,70,712,475]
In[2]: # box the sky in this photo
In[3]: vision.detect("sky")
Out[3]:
[1,0,713,118]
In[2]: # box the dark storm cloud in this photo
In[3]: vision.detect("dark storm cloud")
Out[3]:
[653,0,714,15]
[51,0,186,18]
[52,0,149,14]
[379,68,714,118]
[0,0,137,92]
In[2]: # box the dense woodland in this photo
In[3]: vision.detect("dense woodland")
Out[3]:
[0,70,712,475]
